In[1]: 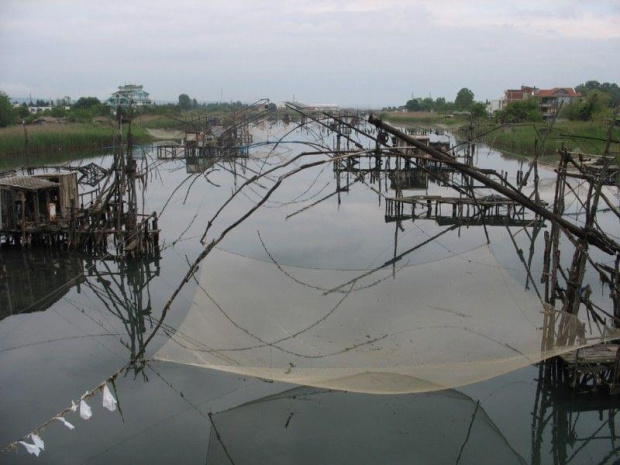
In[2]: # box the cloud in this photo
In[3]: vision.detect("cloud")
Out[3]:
[418,1,620,39]
[0,0,618,105]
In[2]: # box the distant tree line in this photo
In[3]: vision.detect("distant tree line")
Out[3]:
[386,87,486,117]
[564,81,619,121]
[0,90,255,128]
[389,80,619,124]
[174,93,249,112]
[0,92,112,126]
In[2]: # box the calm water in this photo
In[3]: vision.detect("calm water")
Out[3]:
[1,121,619,464]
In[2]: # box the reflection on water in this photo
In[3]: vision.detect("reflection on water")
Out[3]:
[0,248,84,320]
[207,387,527,465]
[82,257,160,372]
[531,360,620,465]
[1,119,619,463]
[0,249,161,358]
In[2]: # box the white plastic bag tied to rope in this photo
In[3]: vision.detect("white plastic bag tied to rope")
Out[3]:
[56,416,75,430]
[30,434,44,451]
[18,440,41,457]
[79,398,92,420]
[102,384,117,412]
[2,370,125,456]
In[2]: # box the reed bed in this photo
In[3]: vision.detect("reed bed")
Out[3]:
[481,121,615,158]
[0,123,152,158]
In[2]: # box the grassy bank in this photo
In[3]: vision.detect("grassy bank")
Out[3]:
[476,121,616,158]
[135,114,190,130]
[383,111,617,159]
[0,122,152,158]
[381,111,463,127]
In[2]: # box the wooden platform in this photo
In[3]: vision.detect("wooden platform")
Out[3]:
[559,344,620,366]
[384,194,542,227]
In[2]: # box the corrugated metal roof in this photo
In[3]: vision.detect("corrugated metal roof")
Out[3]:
[0,176,59,190]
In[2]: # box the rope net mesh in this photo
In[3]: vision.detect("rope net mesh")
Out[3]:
[155,244,619,394]
[206,386,527,464]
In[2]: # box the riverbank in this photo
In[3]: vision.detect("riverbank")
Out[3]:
[0,122,153,159]
[380,111,462,128]
[382,112,616,159]
[477,121,614,158]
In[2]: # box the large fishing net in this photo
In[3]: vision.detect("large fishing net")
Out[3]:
[155,121,619,395]
[206,386,526,464]
[155,240,619,394]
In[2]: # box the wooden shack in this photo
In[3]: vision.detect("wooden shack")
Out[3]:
[34,172,79,218]
[0,172,78,243]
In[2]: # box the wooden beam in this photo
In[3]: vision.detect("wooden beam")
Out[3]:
[368,115,619,255]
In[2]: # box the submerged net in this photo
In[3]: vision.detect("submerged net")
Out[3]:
[155,242,619,394]
[207,386,526,464]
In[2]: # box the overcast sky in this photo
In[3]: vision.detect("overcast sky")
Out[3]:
[0,0,618,107]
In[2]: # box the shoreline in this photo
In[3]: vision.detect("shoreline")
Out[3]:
[382,113,612,160]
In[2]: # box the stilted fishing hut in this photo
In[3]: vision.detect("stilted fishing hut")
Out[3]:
[0,172,78,246]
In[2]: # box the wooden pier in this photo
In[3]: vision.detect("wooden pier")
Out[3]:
[385,194,542,226]
[558,344,620,392]
[156,144,185,159]
[156,117,254,161]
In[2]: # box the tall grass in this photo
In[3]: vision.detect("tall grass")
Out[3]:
[479,121,616,158]
[135,114,188,130]
[382,112,618,160]
[0,123,152,158]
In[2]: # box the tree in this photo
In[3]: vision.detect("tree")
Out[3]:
[564,90,610,121]
[50,106,67,117]
[575,81,620,107]
[405,98,421,111]
[178,94,191,110]
[470,102,487,119]
[0,91,17,127]
[498,98,543,123]
[599,82,620,106]
[18,103,29,119]
[73,97,101,109]
[454,88,474,111]
[420,97,435,111]
[575,80,601,96]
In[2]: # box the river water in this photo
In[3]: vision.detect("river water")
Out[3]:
[1,120,619,464]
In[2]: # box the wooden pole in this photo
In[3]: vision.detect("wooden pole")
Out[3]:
[368,115,618,255]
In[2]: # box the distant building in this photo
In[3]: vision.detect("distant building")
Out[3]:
[488,85,537,115]
[504,86,538,105]
[491,85,581,120]
[308,103,340,111]
[535,88,581,120]
[27,105,52,114]
[486,99,504,115]
[106,84,153,109]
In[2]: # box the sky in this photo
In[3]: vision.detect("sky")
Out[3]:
[0,0,618,108]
